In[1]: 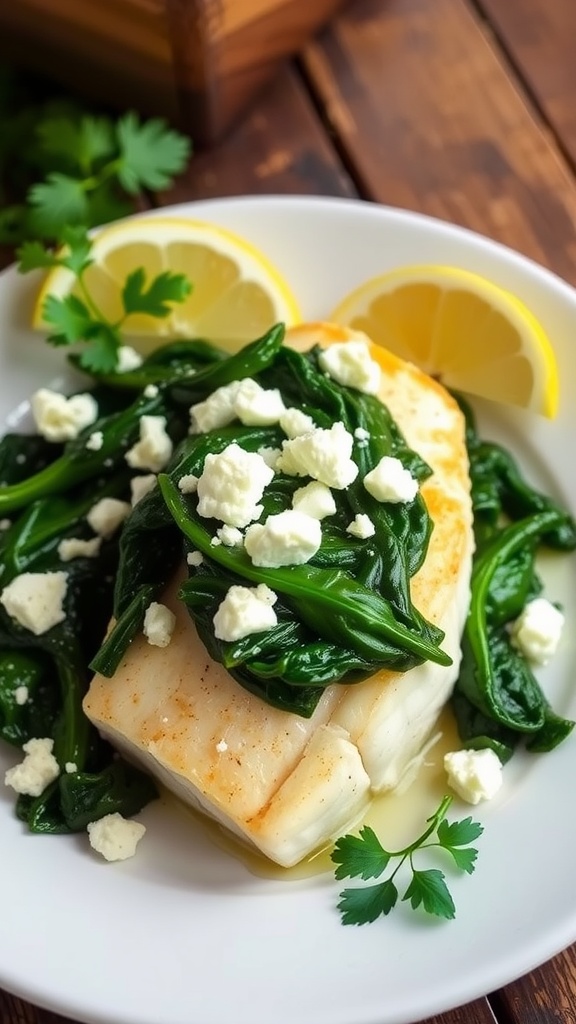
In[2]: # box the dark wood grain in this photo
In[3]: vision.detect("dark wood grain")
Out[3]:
[422,1003,498,1024]
[475,0,576,168]
[0,990,68,1024]
[302,0,576,284]
[165,0,349,145]
[159,62,357,203]
[497,947,576,1024]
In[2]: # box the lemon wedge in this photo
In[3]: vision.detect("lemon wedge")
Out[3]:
[33,216,301,354]
[330,264,558,416]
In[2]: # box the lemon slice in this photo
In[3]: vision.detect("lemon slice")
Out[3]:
[33,216,301,354]
[330,264,558,416]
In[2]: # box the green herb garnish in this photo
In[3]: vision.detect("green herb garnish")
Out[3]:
[16,227,192,373]
[332,796,483,925]
[0,78,191,245]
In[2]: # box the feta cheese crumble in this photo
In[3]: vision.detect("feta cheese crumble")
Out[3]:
[444,748,503,805]
[87,813,146,862]
[276,421,358,489]
[190,378,286,433]
[125,415,173,472]
[186,550,204,567]
[31,389,98,442]
[233,378,286,426]
[511,597,565,665]
[4,737,60,797]
[216,525,244,547]
[130,474,157,506]
[363,455,419,503]
[116,346,143,372]
[0,571,68,635]
[0,518,11,531]
[213,584,278,642]
[279,408,316,438]
[143,602,176,648]
[318,337,381,394]
[257,446,282,470]
[292,480,336,520]
[245,510,322,567]
[144,384,159,398]
[178,473,199,494]
[58,536,102,561]
[196,443,274,527]
[14,685,29,706]
[346,513,376,539]
[87,497,131,538]
[86,430,104,451]
[189,381,241,433]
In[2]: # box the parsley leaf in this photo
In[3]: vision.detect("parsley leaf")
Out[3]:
[332,826,390,881]
[116,113,192,193]
[437,816,484,874]
[402,869,456,919]
[332,796,482,926]
[337,878,398,926]
[58,225,93,275]
[21,231,192,373]
[437,816,484,848]
[16,226,92,276]
[122,267,192,318]
[42,294,93,343]
[17,240,60,273]
[1,80,192,245]
[37,116,115,174]
[0,205,30,247]
[28,173,90,236]
[80,322,124,373]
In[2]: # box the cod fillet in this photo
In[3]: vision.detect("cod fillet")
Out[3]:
[84,324,474,867]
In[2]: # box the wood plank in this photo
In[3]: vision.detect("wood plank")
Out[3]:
[496,945,576,1023]
[475,0,576,167]
[159,62,357,203]
[165,0,349,145]
[302,0,576,284]
[420,999,498,1024]
[0,988,69,1024]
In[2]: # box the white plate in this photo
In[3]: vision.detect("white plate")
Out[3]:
[1,196,576,1024]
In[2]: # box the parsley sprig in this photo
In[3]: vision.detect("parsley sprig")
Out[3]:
[1,88,191,245]
[331,796,483,925]
[17,226,192,373]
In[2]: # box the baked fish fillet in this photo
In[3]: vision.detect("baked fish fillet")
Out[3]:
[84,324,474,867]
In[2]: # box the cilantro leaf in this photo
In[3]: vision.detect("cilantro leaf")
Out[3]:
[0,204,30,246]
[58,225,93,275]
[402,869,456,919]
[37,116,115,174]
[122,267,193,318]
[42,294,93,343]
[28,173,89,237]
[17,240,60,273]
[79,322,122,373]
[331,826,390,881]
[337,878,398,926]
[84,184,134,232]
[437,816,484,849]
[115,113,191,193]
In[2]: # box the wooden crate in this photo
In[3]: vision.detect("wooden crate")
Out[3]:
[0,0,348,146]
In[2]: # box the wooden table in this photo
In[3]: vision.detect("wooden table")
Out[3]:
[2,0,576,1021]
